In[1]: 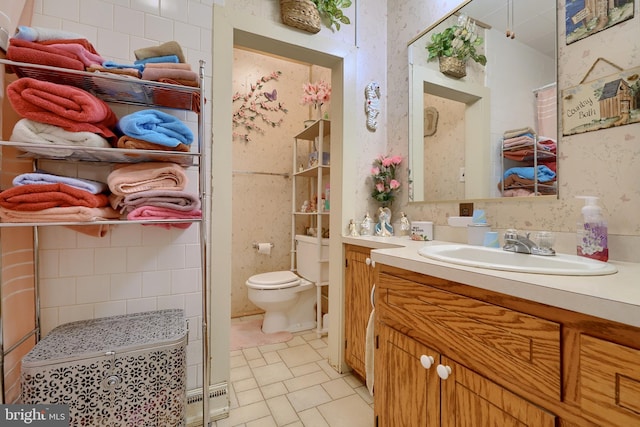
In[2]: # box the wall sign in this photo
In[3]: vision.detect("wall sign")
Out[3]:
[565,0,634,44]
[562,62,640,136]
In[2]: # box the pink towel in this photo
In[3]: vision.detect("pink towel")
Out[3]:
[107,162,187,196]
[6,38,85,70]
[119,189,200,213]
[47,42,105,66]
[7,78,118,143]
[126,205,201,229]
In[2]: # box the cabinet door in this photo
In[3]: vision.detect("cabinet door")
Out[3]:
[579,334,640,427]
[374,322,440,427]
[344,246,375,378]
[439,357,556,427]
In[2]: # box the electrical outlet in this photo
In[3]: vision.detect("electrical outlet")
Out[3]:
[459,202,474,217]
[459,167,465,182]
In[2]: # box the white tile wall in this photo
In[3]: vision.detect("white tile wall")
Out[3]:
[29,0,213,391]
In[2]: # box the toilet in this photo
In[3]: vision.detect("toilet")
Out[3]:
[246,235,328,334]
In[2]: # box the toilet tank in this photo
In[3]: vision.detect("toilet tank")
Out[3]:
[295,234,329,283]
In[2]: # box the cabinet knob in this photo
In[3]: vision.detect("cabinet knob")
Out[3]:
[366,257,371,266]
[436,364,452,380]
[420,355,434,369]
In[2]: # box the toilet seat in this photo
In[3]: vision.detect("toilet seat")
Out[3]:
[246,271,301,290]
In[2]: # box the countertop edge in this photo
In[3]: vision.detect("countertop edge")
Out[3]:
[342,235,640,328]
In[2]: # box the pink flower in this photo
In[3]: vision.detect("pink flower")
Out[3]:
[389,179,400,190]
[376,182,385,192]
[381,157,394,167]
[371,167,380,175]
[391,155,403,165]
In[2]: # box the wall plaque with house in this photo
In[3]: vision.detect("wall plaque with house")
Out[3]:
[566,0,634,44]
[561,64,640,135]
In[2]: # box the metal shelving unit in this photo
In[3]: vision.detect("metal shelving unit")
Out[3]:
[0,59,211,425]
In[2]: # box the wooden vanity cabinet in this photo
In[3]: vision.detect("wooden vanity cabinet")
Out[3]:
[373,263,640,427]
[344,244,376,379]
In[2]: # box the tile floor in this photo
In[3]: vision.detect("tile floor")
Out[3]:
[215,316,374,426]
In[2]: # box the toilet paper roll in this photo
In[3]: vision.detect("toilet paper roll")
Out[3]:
[257,243,271,255]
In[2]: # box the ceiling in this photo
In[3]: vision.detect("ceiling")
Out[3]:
[460,0,557,58]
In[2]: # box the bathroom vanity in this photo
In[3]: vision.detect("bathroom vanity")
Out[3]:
[342,237,640,427]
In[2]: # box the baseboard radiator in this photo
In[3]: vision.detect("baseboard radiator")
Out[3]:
[186,382,229,426]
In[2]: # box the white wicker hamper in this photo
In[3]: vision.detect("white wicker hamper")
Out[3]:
[21,309,187,427]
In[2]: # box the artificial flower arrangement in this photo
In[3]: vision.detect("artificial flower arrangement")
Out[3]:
[370,154,403,205]
[301,80,331,108]
[426,14,487,67]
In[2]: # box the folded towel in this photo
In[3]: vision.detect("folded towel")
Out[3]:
[46,42,104,66]
[13,26,84,42]
[503,126,536,139]
[7,78,118,143]
[116,135,191,152]
[0,183,109,211]
[119,190,200,213]
[503,165,556,182]
[134,41,185,63]
[0,205,120,222]
[134,55,180,65]
[10,118,112,157]
[7,38,85,70]
[101,60,145,72]
[39,38,100,55]
[144,62,192,70]
[107,162,188,196]
[141,67,198,83]
[126,205,201,229]
[86,65,142,78]
[117,110,193,147]
[13,172,108,194]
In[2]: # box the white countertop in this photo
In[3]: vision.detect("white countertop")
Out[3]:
[343,235,640,328]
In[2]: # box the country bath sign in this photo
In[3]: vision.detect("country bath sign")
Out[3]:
[562,63,640,136]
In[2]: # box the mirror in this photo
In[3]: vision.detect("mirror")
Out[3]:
[408,0,558,202]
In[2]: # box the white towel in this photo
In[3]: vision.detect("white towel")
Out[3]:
[13,172,108,194]
[365,308,375,396]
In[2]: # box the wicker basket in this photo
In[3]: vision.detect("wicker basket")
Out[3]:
[438,56,467,78]
[280,0,321,34]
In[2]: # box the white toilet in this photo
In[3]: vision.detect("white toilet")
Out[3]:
[246,235,328,334]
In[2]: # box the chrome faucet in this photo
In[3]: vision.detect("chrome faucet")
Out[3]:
[503,229,555,256]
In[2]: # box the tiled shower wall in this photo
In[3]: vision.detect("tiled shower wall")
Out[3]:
[24,0,213,392]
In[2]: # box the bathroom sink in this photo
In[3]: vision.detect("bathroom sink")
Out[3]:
[417,244,618,276]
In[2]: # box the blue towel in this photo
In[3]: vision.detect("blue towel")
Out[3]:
[134,55,180,65]
[504,165,556,182]
[102,60,145,72]
[117,110,193,147]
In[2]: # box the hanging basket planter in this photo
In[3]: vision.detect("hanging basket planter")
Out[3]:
[280,0,321,34]
[438,56,467,79]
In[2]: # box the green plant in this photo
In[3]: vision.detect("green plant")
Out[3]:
[426,15,487,66]
[312,0,352,31]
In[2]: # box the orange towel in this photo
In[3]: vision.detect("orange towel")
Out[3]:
[0,206,120,222]
[6,38,85,70]
[0,183,109,211]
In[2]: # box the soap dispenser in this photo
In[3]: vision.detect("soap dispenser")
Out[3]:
[576,196,608,262]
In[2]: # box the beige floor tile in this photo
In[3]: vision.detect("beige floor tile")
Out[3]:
[278,344,323,367]
[282,421,304,427]
[321,378,356,400]
[286,384,332,412]
[262,350,283,365]
[248,357,267,369]
[343,374,365,389]
[289,361,322,377]
[266,395,299,426]
[243,347,262,361]
[234,377,258,393]
[297,407,330,427]
[252,361,293,386]
[258,341,290,353]
[260,381,288,399]
[285,336,307,347]
[317,394,374,427]
[316,359,347,380]
[246,415,277,427]
[237,387,265,406]
[224,400,271,426]
[231,365,254,382]
[284,370,331,393]
[230,353,248,369]
[354,385,374,405]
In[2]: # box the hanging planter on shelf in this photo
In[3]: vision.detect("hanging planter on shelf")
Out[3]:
[280,0,321,34]
[438,56,467,78]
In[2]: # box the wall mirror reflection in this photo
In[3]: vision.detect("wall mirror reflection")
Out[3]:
[408,0,558,202]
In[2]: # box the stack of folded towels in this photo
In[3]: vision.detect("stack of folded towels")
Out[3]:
[107,162,201,229]
[0,171,119,223]
[116,110,194,152]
